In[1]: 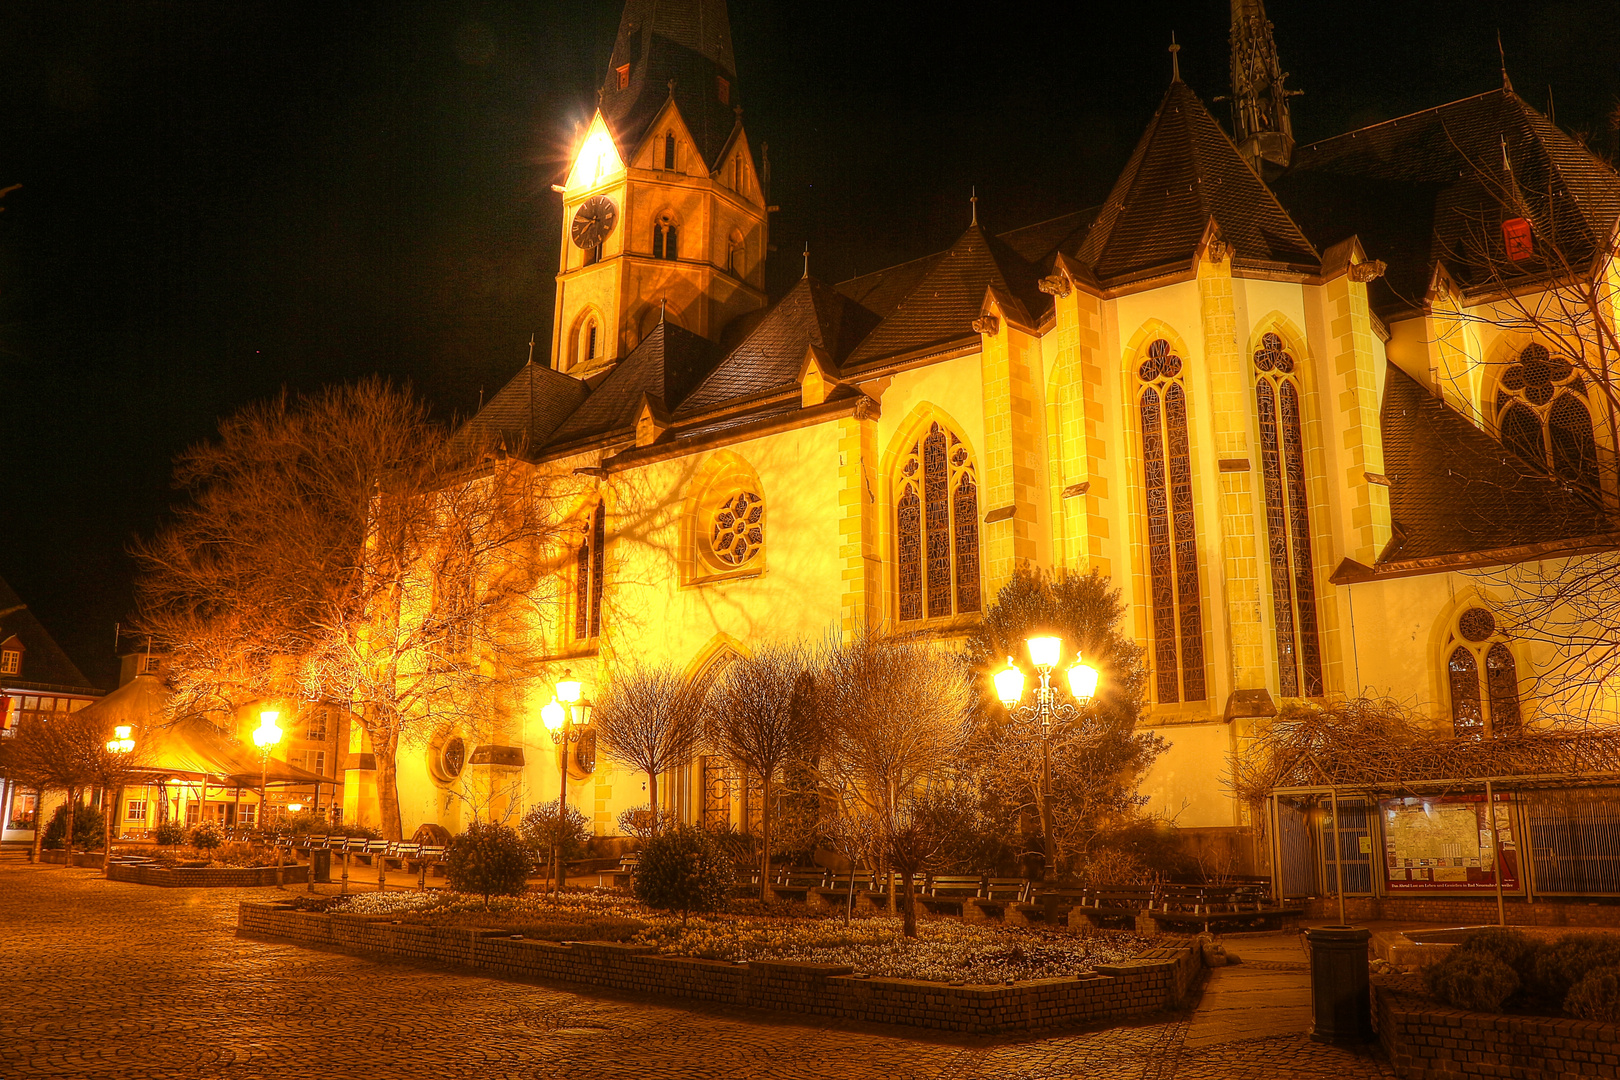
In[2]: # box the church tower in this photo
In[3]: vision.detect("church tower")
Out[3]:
[550,0,769,376]
[1228,0,1296,174]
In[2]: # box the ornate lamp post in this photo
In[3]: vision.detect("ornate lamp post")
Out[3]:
[104,726,134,874]
[994,636,1100,883]
[253,709,285,888]
[541,671,590,894]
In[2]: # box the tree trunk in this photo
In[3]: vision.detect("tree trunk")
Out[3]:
[758,772,773,902]
[102,786,115,875]
[62,787,77,865]
[901,870,918,937]
[646,769,659,834]
[374,725,403,842]
[29,788,45,864]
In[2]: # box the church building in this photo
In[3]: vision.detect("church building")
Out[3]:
[391,0,1620,875]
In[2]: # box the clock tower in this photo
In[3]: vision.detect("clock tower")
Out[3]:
[551,0,769,375]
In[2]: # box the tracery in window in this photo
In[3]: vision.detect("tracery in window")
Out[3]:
[1137,338,1205,703]
[1444,605,1521,737]
[1495,343,1600,490]
[653,211,679,260]
[711,491,764,567]
[1254,332,1322,697]
[895,421,980,622]
[574,501,606,640]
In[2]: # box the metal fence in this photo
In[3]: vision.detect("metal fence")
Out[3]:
[1523,786,1620,895]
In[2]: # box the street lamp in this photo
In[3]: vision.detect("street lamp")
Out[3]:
[994,636,1101,883]
[106,725,135,755]
[253,710,283,832]
[542,671,590,894]
[104,726,134,873]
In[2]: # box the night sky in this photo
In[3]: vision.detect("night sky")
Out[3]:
[2,0,1616,688]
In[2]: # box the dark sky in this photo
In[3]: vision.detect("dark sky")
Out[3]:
[2,0,1616,688]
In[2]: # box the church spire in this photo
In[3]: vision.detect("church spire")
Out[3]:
[600,0,741,170]
[1228,0,1296,175]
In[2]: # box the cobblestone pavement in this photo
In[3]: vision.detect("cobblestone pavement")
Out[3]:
[0,863,1395,1079]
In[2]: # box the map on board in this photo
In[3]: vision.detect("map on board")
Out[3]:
[1386,804,1481,863]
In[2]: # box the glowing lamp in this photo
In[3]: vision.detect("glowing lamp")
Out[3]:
[107,724,135,754]
[253,710,283,749]
[1026,636,1063,671]
[556,673,582,705]
[1067,659,1101,704]
[993,658,1026,707]
[288,803,303,814]
[541,699,566,732]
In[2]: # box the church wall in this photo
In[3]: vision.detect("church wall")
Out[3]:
[1136,721,1238,829]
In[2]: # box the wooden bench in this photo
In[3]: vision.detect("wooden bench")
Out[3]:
[964,878,1031,923]
[917,874,983,916]
[609,852,640,890]
[766,869,828,904]
[809,873,875,913]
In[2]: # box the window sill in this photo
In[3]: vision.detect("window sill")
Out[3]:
[685,564,765,588]
[547,642,601,662]
[894,612,982,639]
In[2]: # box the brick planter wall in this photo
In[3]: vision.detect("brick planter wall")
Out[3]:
[38,851,107,867]
[1376,984,1620,1079]
[110,863,310,888]
[1306,896,1620,928]
[237,902,1199,1034]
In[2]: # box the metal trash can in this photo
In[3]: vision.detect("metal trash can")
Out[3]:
[1305,925,1372,1045]
[310,848,332,883]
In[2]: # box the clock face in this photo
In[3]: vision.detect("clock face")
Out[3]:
[571,195,618,250]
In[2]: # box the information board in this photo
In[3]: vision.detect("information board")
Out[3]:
[1380,794,1519,892]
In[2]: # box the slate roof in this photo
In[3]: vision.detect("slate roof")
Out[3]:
[676,276,879,415]
[545,320,718,448]
[601,0,741,170]
[839,223,1051,368]
[455,361,588,456]
[1378,363,1610,564]
[996,207,1100,266]
[1078,81,1319,285]
[0,576,100,694]
[1278,89,1620,318]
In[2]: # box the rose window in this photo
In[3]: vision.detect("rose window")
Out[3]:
[711,492,764,566]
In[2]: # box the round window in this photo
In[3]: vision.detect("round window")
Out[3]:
[711,491,764,567]
[437,737,466,781]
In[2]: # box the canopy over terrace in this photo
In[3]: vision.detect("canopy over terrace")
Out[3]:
[78,674,328,828]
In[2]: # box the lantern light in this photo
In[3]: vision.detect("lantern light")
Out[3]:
[1026,636,1062,671]
[541,699,566,732]
[1067,659,1101,704]
[556,673,583,705]
[253,710,283,749]
[288,803,303,814]
[993,657,1026,707]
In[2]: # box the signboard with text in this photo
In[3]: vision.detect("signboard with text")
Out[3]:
[1380,793,1520,892]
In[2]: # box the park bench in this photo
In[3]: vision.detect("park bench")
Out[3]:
[1146,883,1302,933]
[964,877,1031,922]
[609,851,640,889]
[916,874,983,916]
[809,872,875,913]
[766,868,828,904]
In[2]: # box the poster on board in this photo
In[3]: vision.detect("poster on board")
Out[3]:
[1380,793,1519,892]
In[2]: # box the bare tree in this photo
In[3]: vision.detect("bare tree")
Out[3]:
[592,662,707,831]
[136,378,567,840]
[703,640,819,900]
[819,629,971,914]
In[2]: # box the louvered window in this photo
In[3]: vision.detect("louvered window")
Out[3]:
[895,422,980,622]
[1254,333,1323,697]
[1137,339,1206,703]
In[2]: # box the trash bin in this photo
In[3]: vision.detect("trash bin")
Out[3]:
[1305,925,1372,1045]
[310,847,332,883]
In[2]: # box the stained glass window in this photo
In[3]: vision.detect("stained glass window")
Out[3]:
[1254,332,1322,697]
[575,500,606,640]
[896,421,981,622]
[1137,340,1205,703]
[1495,342,1600,490]
[1446,606,1522,737]
[711,491,764,566]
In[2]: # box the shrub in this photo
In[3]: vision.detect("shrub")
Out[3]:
[632,824,736,923]
[190,821,223,851]
[1453,927,1538,970]
[152,821,187,847]
[445,822,532,902]
[616,804,678,840]
[1425,952,1520,1013]
[282,811,336,836]
[519,802,590,865]
[1564,965,1620,1022]
[1529,934,1620,1006]
[43,802,106,851]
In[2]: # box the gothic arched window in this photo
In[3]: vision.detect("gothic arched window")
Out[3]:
[1443,606,1521,738]
[727,229,744,278]
[574,501,606,640]
[1137,338,1206,703]
[895,421,980,622]
[653,212,679,261]
[1254,332,1323,697]
[1496,343,1600,490]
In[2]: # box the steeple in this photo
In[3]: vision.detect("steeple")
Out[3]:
[1228,0,1296,175]
[600,0,741,170]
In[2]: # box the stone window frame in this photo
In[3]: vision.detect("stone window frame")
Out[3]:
[682,453,767,587]
[1439,602,1525,740]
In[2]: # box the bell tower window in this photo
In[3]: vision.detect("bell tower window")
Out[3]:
[653,212,679,261]
[663,132,676,171]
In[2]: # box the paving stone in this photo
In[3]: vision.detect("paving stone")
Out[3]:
[0,864,1395,1079]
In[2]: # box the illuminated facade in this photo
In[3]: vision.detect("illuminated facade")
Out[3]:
[357,0,1620,860]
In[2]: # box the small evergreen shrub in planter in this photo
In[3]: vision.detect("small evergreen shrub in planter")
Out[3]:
[1565,965,1620,1022]
[153,821,187,847]
[1425,952,1520,1013]
[43,803,105,851]
[190,821,223,851]
[631,824,735,923]
[1529,934,1620,1005]
[445,822,532,902]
